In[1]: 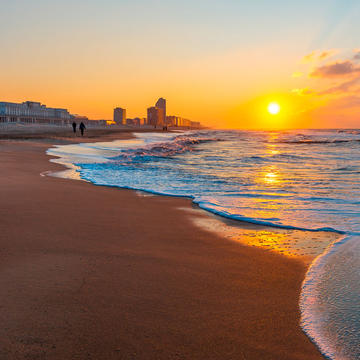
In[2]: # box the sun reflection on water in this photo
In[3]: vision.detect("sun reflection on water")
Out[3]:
[264,170,278,184]
[183,131,341,263]
[270,149,280,155]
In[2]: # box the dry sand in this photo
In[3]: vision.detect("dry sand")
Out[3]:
[0,129,327,359]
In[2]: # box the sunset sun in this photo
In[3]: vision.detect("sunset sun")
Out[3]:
[268,102,280,115]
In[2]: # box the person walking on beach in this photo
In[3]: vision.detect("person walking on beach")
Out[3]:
[79,122,86,136]
[72,121,77,134]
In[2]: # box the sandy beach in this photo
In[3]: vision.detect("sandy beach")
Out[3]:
[0,128,330,359]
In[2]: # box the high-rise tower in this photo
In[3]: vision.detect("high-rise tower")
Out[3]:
[147,106,160,127]
[113,107,126,125]
[155,98,166,126]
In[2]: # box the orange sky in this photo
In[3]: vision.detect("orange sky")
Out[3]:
[1,1,360,129]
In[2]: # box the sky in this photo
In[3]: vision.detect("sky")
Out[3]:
[1,0,360,129]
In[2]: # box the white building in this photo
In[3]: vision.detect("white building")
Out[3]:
[0,101,72,124]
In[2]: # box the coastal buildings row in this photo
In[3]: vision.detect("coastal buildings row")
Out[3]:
[0,98,201,128]
[0,101,73,124]
[166,116,200,128]
[0,100,101,126]
[113,98,167,127]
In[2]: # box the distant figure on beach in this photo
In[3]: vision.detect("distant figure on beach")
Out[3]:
[72,122,77,134]
[79,122,86,136]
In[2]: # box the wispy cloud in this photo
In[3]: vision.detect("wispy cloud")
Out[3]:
[318,50,337,60]
[291,88,314,96]
[353,49,360,60]
[302,49,337,63]
[310,60,360,78]
[302,51,316,63]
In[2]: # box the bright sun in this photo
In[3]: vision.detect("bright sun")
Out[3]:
[268,102,280,115]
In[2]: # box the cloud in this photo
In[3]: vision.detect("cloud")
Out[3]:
[302,51,316,63]
[318,50,337,60]
[294,49,360,125]
[291,88,314,96]
[353,49,360,60]
[302,49,337,63]
[310,60,360,78]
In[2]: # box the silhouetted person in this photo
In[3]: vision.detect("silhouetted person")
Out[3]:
[72,121,77,134]
[79,122,86,136]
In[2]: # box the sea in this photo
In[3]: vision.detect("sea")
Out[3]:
[47,129,360,360]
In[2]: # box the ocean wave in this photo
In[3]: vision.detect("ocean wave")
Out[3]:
[272,139,360,145]
[334,166,360,172]
[243,153,312,163]
[194,199,344,233]
[338,129,360,135]
[112,135,222,161]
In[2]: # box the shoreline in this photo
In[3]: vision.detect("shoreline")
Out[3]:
[0,129,331,359]
[47,130,341,263]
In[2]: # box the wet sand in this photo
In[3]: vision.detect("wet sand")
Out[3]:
[0,131,329,359]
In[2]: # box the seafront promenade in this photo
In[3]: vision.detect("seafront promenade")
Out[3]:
[0,123,192,141]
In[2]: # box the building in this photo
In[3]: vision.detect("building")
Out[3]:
[73,114,89,123]
[126,117,147,126]
[113,107,126,125]
[166,115,194,127]
[155,97,166,127]
[146,98,166,127]
[126,118,136,126]
[178,118,191,127]
[190,121,201,128]
[0,99,114,127]
[138,117,147,126]
[95,120,108,126]
[0,101,72,124]
[147,106,161,127]
[166,115,178,126]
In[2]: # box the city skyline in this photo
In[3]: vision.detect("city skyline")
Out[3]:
[0,97,200,128]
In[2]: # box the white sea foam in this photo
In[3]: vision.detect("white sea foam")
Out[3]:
[301,235,360,360]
